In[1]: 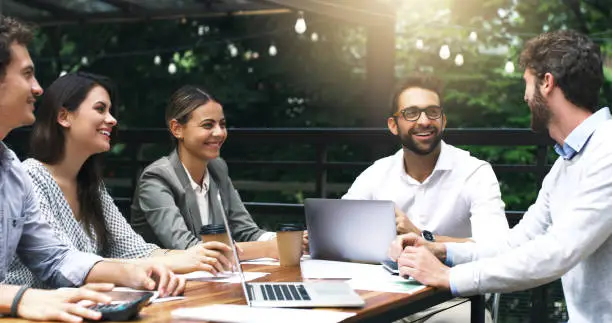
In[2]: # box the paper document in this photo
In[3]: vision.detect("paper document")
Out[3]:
[300,259,392,280]
[347,277,425,294]
[241,257,280,266]
[179,271,269,283]
[172,304,355,323]
[111,287,185,304]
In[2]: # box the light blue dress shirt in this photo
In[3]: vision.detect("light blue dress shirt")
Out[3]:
[447,107,612,296]
[554,107,612,160]
[0,142,102,287]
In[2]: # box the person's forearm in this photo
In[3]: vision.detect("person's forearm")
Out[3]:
[150,248,175,256]
[237,240,278,260]
[0,285,21,315]
[84,261,129,287]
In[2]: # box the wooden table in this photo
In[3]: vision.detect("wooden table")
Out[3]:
[2,264,484,323]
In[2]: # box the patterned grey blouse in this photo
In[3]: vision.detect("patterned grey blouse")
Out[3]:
[3,158,159,288]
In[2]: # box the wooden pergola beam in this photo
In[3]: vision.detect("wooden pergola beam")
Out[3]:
[18,0,81,18]
[31,8,291,26]
[97,0,147,14]
[256,0,395,26]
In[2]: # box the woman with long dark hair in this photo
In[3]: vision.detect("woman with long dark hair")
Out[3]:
[5,72,232,288]
[131,85,279,259]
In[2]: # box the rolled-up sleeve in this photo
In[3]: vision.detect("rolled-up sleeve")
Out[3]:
[17,177,102,287]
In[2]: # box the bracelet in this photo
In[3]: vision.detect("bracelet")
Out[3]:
[10,286,29,318]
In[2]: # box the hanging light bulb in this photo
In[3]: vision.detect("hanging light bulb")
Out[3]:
[168,62,177,74]
[244,50,253,60]
[153,55,161,65]
[294,11,307,34]
[59,70,67,77]
[469,31,478,42]
[198,25,205,36]
[268,44,278,56]
[439,44,451,60]
[252,52,259,59]
[81,56,89,66]
[454,54,464,66]
[504,60,515,73]
[311,32,319,42]
[228,43,238,57]
[415,39,424,50]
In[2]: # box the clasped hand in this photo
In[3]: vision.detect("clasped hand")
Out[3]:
[387,232,451,289]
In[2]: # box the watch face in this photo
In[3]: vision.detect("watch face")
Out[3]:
[422,230,435,242]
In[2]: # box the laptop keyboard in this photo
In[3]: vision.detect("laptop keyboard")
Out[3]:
[254,284,311,301]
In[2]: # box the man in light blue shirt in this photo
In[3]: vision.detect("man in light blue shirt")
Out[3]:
[0,15,184,322]
[388,30,612,322]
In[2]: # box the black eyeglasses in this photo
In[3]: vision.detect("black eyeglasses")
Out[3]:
[392,105,443,122]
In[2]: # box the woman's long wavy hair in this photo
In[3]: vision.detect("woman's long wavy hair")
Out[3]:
[30,71,117,251]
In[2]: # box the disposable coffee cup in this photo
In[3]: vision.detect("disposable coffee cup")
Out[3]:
[275,223,304,267]
[199,224,231,246]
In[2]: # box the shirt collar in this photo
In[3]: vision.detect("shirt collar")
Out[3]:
[554,107,612,160]
[181,162,210,193]
[396,140,453,176]
[0,141,14,171]
[433,141,453,171]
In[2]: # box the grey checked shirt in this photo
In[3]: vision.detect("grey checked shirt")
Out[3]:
[5,158,159,288]
[0,142,102,287]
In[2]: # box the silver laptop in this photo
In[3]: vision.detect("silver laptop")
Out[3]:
[305,198,396,264]
[216,194,365,308]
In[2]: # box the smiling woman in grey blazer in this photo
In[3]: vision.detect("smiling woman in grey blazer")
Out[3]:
[130,85,278,260]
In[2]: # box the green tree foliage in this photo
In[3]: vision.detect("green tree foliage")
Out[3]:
[26,0,612,211]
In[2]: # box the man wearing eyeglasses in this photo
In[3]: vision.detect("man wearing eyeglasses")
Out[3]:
[343,74,508,322]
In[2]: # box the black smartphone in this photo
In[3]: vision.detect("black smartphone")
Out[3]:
[381,259,399,275]
[89,291,154,321]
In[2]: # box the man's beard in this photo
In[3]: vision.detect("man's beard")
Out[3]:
[396,123,443,155]
[529,85,552,133]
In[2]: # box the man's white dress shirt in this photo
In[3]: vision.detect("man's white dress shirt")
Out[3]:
[343,141,509,240]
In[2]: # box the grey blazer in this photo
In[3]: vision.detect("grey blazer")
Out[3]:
[130,150,266,249]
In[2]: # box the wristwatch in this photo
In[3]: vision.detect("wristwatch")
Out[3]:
[421,230,435,242]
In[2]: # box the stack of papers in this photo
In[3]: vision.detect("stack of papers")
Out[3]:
[300,259,425,294]
[241,258,280,266]
[178,271,269,283]
[300,259,393,279]
[172,304,355,323]
[111,287,186,304]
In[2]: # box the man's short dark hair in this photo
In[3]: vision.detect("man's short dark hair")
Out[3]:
[0,16,34,79]
[519,30,603,112]
[390,74,444,116]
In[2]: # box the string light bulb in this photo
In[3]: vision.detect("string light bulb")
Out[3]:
[81,56,89,66]
[294,11,307,34]
[454,54,464,66]
[59,70,67,77]
[154,55,161,65]
[504,60,515,73]
[469,31,478,42]
[311,32,319,42]
[415,39,424,50]
[268,44,278,56]
[439,44,451,60]
[168,62,177,74]
[228,43,238,57]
